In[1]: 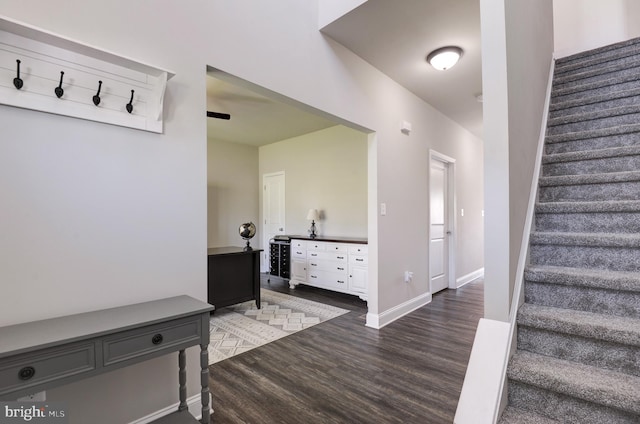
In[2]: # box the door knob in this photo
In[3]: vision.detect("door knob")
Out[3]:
[279,228,283,231]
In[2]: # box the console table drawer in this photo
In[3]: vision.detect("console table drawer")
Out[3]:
[103,316,202,366]
[0,343,95,397]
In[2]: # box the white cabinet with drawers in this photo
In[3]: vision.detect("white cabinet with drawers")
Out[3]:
[289,238,368,300]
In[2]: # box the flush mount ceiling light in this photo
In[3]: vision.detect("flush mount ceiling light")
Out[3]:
[427,46,463,71]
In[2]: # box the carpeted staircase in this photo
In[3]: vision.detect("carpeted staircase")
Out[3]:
[499,39,640,423]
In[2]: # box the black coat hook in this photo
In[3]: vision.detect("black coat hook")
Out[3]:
[55,71,65,98]
[93,80,102,106]
[126,90,134,114]
[13,59,23,90]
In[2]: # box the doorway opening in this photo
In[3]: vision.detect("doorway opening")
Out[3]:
[205,66,373,298]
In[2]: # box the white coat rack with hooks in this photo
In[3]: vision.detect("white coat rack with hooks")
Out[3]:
[0,15,175,133]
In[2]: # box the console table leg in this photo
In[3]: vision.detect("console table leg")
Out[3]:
[200,344,211,424]
[178,349,187,411]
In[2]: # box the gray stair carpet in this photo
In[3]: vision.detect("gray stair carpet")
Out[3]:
[499,37,640,423]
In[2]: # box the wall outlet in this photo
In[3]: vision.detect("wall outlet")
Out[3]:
[404,271,413,283]
[18,391,46,402]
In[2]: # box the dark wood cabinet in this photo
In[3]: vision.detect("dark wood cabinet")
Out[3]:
[269,241,290,279]
[207,246,262,310]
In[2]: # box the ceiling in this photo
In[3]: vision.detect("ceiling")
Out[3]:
[322,0,483,139]
[206,72,339,147]
[206,0,482,146]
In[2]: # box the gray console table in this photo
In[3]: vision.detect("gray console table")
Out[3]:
[0,295,214,424]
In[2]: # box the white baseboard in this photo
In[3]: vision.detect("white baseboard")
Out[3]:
[456,268,484,288]
[365,292,431,329]
[129,393,211,424]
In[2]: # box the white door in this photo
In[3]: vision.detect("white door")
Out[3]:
[430,158,449,294]
[262,172,285,272]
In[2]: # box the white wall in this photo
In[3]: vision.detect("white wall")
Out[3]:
[318,0,368,28]
[506,0,554,312]
[451,135,485,282]
[0,0,484,421]
[259,125,368,238]
[628,1,640,39]
[207,139,259,248]
[480,0,554,321]
[367,75,484,313]
[553,0,640,57]
[480,0,511,323]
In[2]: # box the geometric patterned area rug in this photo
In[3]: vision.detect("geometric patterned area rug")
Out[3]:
[208,288,349,364]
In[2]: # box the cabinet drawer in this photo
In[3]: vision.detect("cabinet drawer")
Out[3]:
[332,252,348,262]
[103,316,201,366]
[350,255,368,266]
[325,243,348,253]
[307,251,347,262]
[0,342,95,397]
[307,270,348,289]
[291,248,306,259]
[307,259,348,273]
[349,244,368,255]
[306,250,321,260]
[307,242,325,251]
[291,240,307,249]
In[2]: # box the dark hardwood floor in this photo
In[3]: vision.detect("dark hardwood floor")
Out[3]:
[208,275,484,424]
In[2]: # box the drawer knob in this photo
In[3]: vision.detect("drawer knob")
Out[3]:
[152,334,164,345]
[18,366,35,381]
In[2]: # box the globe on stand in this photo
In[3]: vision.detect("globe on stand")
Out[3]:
[239,222,256,251]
